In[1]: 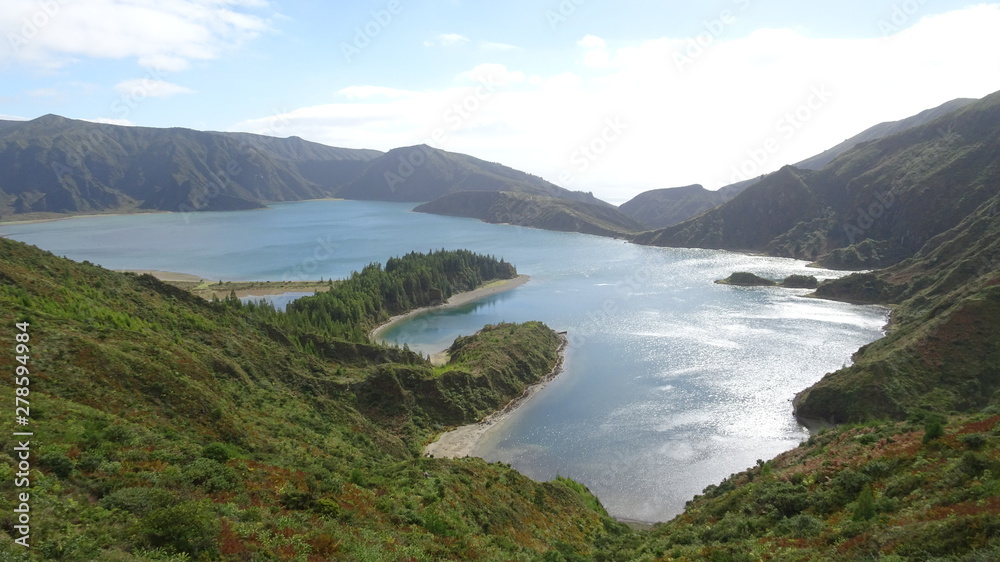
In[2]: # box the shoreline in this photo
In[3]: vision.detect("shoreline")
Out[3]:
[117,270,331,298]
[369,274,531,342]
[0,198,354,227]
[424,333,568,459]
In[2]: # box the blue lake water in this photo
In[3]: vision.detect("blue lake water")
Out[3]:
[1,200,888,521]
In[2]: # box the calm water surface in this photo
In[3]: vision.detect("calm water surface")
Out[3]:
[1,201,887,521]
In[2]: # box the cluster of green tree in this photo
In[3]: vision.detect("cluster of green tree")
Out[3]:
[237,249,516,342]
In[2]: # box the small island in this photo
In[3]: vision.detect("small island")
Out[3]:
[716,271,818,288]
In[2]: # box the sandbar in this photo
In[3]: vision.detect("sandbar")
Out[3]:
[369,274,531,342]
[424,333,568,459]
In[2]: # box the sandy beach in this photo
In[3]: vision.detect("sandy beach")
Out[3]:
[424,333,568,459]
[369,274,531,342]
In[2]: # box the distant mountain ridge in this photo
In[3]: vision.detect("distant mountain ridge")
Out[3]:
[0,115,605,219]
[618,184,730,229]
[414,190,645,238]
[0,114,381,215]
[793,97,977,170]
[618,97,977,230]
[339,144,610,207]
[633,91,1000,269]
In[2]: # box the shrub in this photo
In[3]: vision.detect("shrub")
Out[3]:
[200,442,232,463]
[38,451,75,478]
[923,417,945,443]
[774,514,825,538]
[100,486,175,515]
[852,486,877,521]
[959,433,988,450]
[135,501,218,556]
[181,457,239,493]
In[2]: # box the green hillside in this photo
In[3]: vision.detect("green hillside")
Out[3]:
[794,192,1000,424]
[0,115,380,217]
[414,190,646,237]
[0,240,624,560]
[338,145,609,207]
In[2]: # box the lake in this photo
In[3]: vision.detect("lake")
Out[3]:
[0,200,887,521]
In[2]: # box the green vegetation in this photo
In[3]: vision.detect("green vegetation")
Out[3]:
[797,193,1000,424]
[716,272,819,289]
[780,274,819,289]
[0,238,620,560]
[0,114,380,216]
[338,145,608,207]
[238,249,517,342]
[615,413,1000,560]
[716,272,778,287]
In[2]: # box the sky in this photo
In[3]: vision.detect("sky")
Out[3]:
[2,1,1000,204]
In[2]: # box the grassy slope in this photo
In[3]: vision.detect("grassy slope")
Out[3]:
[616,413,1000,560]
[796,194,1000,423]
[0,238,622,560]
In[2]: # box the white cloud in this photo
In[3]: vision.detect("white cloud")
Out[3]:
[232,5,1000,203]
[339,86,419,100]
[0,114,29,121]
[577,34,611,68]
[113,79,194,98]
[82,117,135,126]
[457,63,526,86]
[27,88,59,97]
[424,33,471,48]
[480,41,519,51]
[577,35,607,49]
[0,0,273,70]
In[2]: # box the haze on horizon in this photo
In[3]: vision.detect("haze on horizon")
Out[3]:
[2,0,999,204]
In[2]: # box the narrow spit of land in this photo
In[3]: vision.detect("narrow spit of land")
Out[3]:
[424,332,567,459]
[118,270,333,300]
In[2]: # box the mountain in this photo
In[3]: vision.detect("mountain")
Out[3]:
[618,98,976,234]
[414,190,646,237]
[0,114,381,216]
[0,116,610,221]
[794,97,977,170]
[337,144,612,206]
[618,184,731,229]
[634,90,1000,269]
[793,190,1000,424]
